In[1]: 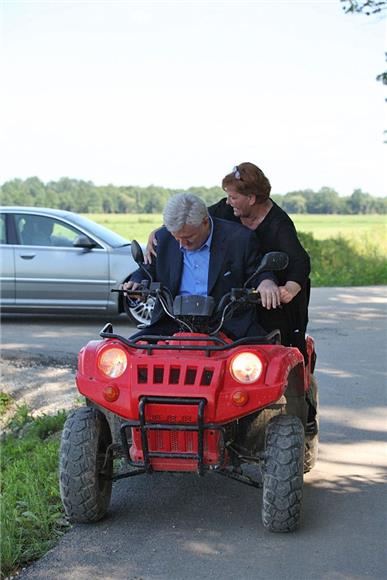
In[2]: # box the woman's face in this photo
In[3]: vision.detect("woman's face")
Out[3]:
[225,188,254,218]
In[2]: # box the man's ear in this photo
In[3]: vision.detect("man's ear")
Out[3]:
[248,195,257,206]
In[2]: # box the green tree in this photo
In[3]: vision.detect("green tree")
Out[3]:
[341,1,387,96]
[340,0,386,14]
[348,189,374,213]
[311,187,342,214]
[282,194,308,214]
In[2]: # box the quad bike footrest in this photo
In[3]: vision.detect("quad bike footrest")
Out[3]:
[120,396,225,475]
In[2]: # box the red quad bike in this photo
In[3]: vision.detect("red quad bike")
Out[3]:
[59,242,319,533]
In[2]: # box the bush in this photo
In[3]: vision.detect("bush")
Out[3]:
[299,232,387,286]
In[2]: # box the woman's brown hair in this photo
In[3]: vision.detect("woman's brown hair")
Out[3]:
[222,162,271,203]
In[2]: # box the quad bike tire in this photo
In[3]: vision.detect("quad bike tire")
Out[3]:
[244,398,286,453]
[59,407,113,523]
[262,415,304,533]
[304,376,319,474]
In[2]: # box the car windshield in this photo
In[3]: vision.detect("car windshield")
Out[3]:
[71,214,131,247]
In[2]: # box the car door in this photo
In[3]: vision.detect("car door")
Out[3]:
[13,213,111,311]
[0,213,15,304]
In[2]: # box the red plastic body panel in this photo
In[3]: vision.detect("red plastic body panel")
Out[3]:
[76,332,314,472]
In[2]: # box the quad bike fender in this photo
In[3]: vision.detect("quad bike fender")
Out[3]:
[260,346,309,427]
[76,339,312,426]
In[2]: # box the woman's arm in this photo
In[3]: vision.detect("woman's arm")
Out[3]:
[279,281,302,303]
[275,218,310,289]
[144,226,162,264]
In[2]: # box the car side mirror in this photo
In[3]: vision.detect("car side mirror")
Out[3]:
[73,234,96,249]
[131,240,145,264]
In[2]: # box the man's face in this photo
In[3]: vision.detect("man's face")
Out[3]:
[171,217,210,250]
[225,188,254,217]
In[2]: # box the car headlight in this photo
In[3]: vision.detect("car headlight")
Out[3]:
[230,352,262,384]
[98,347,128,378]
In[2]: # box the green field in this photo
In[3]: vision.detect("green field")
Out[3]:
[84,213,386,286]
[85,213,163,243]
[291,214,386,242]
[85,212,386,246]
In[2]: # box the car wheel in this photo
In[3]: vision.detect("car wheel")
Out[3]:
[128,295,155,326]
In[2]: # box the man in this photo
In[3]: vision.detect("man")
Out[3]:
[124,193,279,339]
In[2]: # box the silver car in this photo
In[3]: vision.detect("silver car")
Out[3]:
[0,206,154,325]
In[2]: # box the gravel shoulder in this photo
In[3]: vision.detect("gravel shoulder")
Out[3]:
[0,358,78,428]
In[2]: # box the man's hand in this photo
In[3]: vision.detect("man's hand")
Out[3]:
[120,281,145,301]
[257,279,281,309]
[279,281,301,304]
[144,228,159,265]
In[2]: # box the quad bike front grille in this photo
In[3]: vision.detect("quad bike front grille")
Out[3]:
[136,364,214,387]
[120,396,225,475]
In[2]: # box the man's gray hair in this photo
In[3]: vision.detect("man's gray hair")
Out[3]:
[163,193,208,232]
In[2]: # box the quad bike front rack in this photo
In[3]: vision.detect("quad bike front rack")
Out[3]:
[111,395,262,488]
[119,396,226,476]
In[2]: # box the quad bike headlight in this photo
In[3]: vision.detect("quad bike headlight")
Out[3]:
[230,352,263,384]
[98,347,128,378]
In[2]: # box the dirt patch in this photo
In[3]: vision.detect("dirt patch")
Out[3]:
[1,358,79,426]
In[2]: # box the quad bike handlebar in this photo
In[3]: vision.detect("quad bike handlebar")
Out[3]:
[113,283,262,334]
[113,244,289,334]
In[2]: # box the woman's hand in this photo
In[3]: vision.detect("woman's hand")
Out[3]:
[279,281,301,304]
[257,279,281,309]
[144,228,160,264]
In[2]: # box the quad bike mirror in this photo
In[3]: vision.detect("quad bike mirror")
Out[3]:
[130,239,153,283]
[244,252,289,288]
[131,240,145,264]
[256,252,289,274]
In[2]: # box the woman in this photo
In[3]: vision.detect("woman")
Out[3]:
[209,162,310,358]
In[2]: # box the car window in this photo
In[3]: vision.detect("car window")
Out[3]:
[15,214,84,247]
[0,214,6,244]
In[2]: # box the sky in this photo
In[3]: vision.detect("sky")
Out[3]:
[1,0,386,196]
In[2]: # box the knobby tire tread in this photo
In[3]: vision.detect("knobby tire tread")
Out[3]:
[59,407,113,523]
[262,414,304,533]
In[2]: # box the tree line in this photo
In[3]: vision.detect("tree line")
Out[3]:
[1,177,386,214]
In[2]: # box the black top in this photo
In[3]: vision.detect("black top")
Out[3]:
[208,198,311,356]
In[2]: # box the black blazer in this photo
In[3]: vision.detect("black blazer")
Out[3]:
[131,218,270,338]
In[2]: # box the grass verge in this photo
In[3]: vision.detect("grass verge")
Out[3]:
[0,399,69,579]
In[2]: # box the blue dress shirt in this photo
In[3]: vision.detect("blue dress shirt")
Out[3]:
[179,219,214,296]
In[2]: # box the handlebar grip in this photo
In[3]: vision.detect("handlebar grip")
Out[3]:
[111,288,152,296]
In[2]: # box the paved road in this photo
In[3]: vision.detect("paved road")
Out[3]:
[2,287,387,580]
